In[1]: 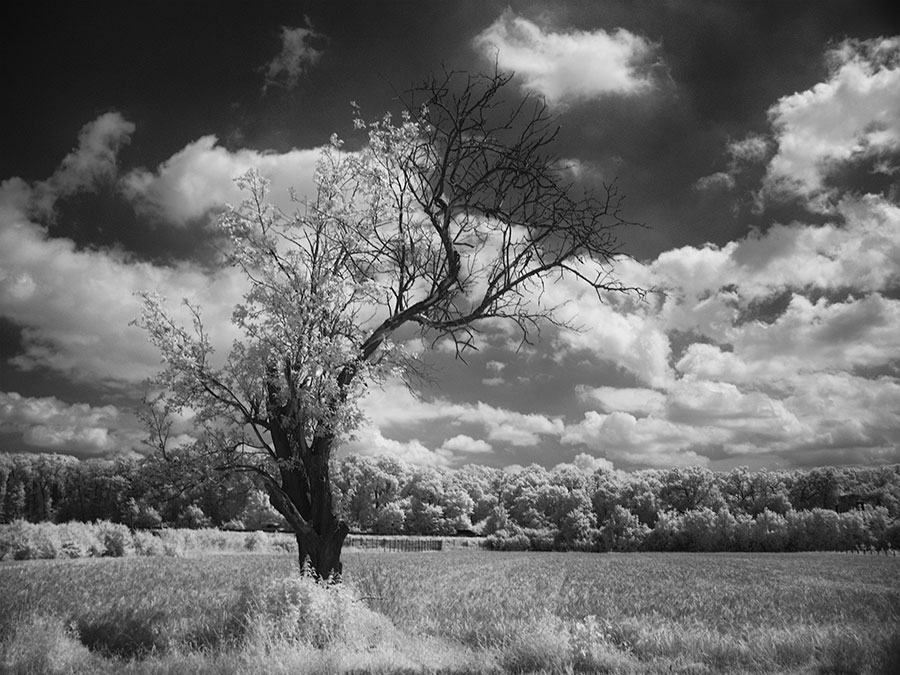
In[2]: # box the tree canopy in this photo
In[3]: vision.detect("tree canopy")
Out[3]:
[135,71,639,578]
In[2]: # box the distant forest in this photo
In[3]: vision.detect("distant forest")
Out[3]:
[1,452,899,552]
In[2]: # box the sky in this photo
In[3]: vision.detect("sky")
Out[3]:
[1,1,899,473]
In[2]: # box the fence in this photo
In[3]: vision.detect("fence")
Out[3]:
[344,534,486,552]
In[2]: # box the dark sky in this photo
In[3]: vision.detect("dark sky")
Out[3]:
[1,1,899,472]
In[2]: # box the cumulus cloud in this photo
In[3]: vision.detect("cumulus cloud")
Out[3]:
[343,424,451,467]
[0,210,245,383]
[0,391,141,457]
[547,273,673,388]
[0,117,333,385]
[562,410,714,468]
[32,112,135,217]
[122,136,321,225]
[263,22,325,92]
[665,379,804,438]
[565,367,900,469]
[762,37,900,206]
[642,194,900,335]
[577,386,666,417]
[695,134,771,195]
[0,127,250,384]
[677,293,900,383]
[556,64,900,468]
[355,379,565,462]
[554,452,615,474]
[779,373,900,463]
[440,434,493,454]
[473,10,657,107]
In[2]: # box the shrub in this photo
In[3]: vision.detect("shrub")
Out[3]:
[95,521,132,557]
[883,519,900,550]
[485,530,531,551]
[132,530,165,556]
[245,531,269,551]
[524,527,557,551]
[0,521,61,560]
[192,527,230,551]
[177,504,212,529]
[56,522,103,558]
[157,529,190,556]
[271,535,296,554]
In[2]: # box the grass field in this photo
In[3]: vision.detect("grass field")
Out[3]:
[1,550,898,674]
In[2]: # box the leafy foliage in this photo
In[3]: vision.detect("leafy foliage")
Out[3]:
[3,450,900,553]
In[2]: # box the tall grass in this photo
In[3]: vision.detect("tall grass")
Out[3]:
[1,550,898,674]
[0,520,298,561]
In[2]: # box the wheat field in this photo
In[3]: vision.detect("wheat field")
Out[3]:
[1,549,898,674]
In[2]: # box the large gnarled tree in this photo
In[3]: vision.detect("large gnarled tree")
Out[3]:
[136,71,638,578]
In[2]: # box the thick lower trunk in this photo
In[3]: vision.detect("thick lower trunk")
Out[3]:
[263,429,350,579]
[296,520,350,579]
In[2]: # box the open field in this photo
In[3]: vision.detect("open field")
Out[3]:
[1,550,898,674]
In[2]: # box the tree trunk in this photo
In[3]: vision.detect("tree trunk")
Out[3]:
[264,420,351,580]
[296,521,350,579]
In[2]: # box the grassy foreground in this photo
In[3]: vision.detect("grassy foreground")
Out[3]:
[0,550,898,674]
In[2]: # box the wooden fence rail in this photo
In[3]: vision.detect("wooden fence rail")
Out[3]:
[344,534,486,552]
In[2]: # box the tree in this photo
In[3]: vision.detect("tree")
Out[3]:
[136,70,637,579]
[659,466,724,514]
[789,467,841,511]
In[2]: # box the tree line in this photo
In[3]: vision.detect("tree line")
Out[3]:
[2,451,898,552]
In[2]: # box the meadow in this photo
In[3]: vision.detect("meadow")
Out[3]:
[1,548,898,674]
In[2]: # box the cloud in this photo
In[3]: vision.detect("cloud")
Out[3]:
[677,293,900,383]
[762,37,900,206]
[5,31,900,475]
[122,136,321,225]
[577,386,666,417]
[473,10,657,107]
[440,434,492,454]
[562,410,714,468]
[263,23,325,92]
[728,134,770,164]
[665,379,804,439]
[777,373,900,465]
[0,391,140,458]
[343,425,451,467]
[544,265,673,388]
[565,368,900,469]
[0,131,249,384]
[641,194,900,341]
[554,452,615,474]
[356,379,565,459]
[31,112,135,217]
[694,171,735,193]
